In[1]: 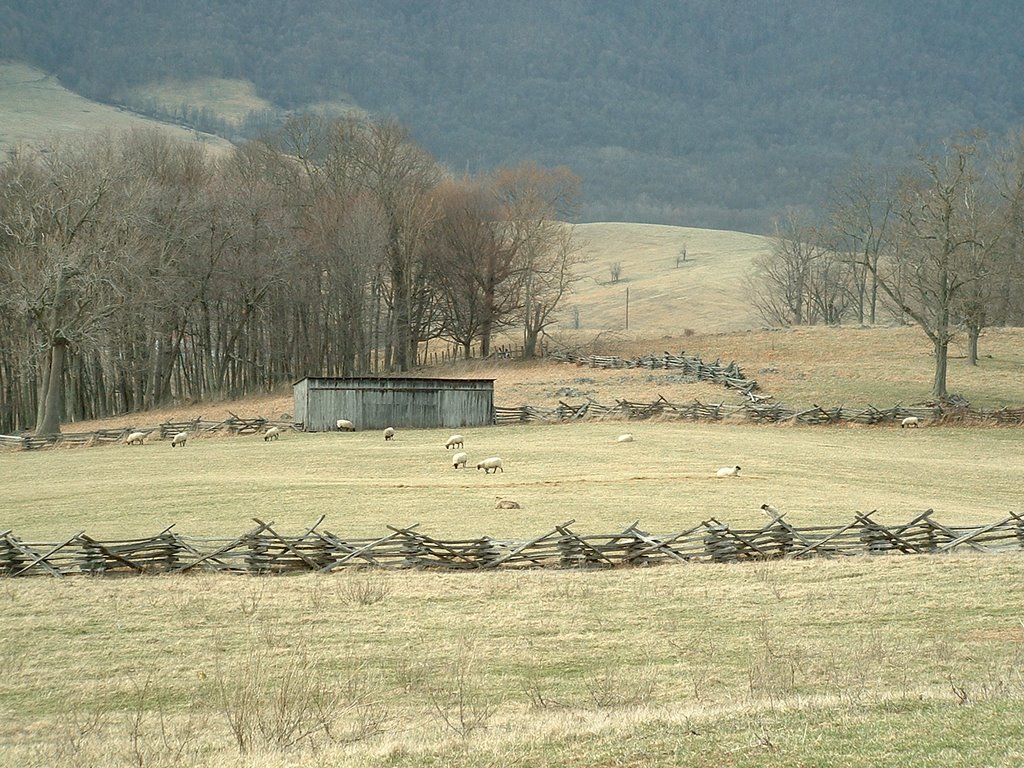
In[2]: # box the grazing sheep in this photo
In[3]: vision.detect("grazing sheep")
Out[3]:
[452,451,469,469]
[476,456,504,474]
[170,431,188,448]
[336,419,355,432]
[263,426,282,441]
[125,430,148,446]
[445,434,465,449]
[384,426,395,441]
[760,503,781,520]
[715,465,741,477]
[901,416,920,429]
[616,433,634,443]
[495,497,521,510]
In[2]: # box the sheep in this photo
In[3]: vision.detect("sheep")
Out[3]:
[445,434,465,449]
[125,430,148,446]
[263,426,282,441]
[336,419,355,432]
[476,456,504,474]
[170,431,188,448]
[495,497,521,510]
[452,451,469,469]
[715,465,741,477]
[901,416,920,429]
[383,426,395,441]
[616,433,634,443]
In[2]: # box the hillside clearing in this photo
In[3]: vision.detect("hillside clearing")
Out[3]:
[0,62,231,153]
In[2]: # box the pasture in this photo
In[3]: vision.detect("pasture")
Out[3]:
[2,421,1024,765]
[2,421,1022,539]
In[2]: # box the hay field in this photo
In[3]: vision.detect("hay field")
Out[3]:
[0,62,232,153]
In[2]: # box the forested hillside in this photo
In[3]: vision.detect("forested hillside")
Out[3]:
[3,1,1023,232]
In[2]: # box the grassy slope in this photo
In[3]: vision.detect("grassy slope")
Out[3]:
[567,222,767,334]
[0,62,232,151]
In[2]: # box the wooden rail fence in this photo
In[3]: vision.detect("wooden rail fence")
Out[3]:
[0,415,299,451]
[3,511,1022,577]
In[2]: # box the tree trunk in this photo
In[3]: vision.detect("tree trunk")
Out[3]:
[967,324,980,366]
[931,336,949,400]
[36,339,68,436]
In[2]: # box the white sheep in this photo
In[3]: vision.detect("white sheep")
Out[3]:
[495,497,521,509]
[616,433,634,443]
[125,430,148,446]
[170,431,188,448]
[715,465,741,477]
[476,456,504,474]
[901,416,920,429]
[445,434,464,449]
[383,426,395,441]
[263,426,282,441]
[336,419,355,432]
[452,451,469,469]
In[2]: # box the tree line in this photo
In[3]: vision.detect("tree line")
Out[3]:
[0,118,584,435]
[747,130,1024,399]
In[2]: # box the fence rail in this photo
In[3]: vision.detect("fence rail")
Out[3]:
[3,511,1022,577]
[1,415,299,451]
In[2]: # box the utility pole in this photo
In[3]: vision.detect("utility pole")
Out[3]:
[625,287,630,330]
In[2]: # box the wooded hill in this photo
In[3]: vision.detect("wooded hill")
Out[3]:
[3,1,1024,231]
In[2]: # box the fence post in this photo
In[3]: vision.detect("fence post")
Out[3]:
[703,522,735,562]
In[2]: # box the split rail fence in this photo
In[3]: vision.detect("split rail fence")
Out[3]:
[494,350,1024,426]
[0,414,298,451]
[3,511,1023,577]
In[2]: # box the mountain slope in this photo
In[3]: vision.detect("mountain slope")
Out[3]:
[4,1,1023,232]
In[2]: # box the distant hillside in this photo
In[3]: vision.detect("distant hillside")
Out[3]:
[566,223,766,336]
[0,62,231,152]
[4,1,1024,232]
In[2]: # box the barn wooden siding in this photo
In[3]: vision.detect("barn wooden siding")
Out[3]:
[294,377,495,431]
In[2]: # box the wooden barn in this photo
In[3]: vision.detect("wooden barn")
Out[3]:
[293,377,495,431]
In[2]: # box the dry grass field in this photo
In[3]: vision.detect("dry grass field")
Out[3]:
[1,552,1023,767]
[0,62,231,153]
[2,421,1022,540]
[3,418,1024,766]
[564,222,768,334]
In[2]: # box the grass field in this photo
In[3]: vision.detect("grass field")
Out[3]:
[5,417,1023,766]
[1,549,1023,766]
[3,421,1022,540]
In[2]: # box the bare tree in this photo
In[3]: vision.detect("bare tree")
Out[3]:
[0,137,147,435]
[748,210,829,326]
[870,135,998,398]
[493,162,585,358]
[322,118,441,371]
[829,161,894,325]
